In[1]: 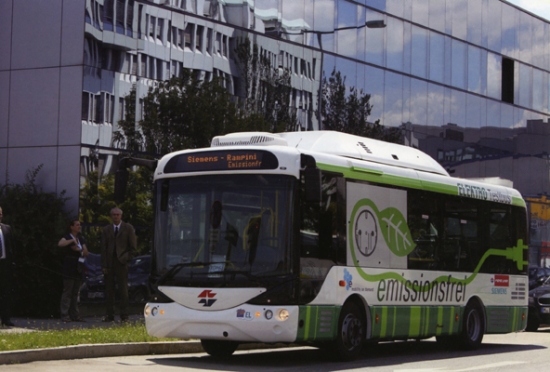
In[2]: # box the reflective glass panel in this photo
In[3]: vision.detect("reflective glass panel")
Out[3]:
[532,19,548,71]
[428,0,445,33]
[410,78,427,126]
[427,83,444,127]
[451,39,466,89]
[411,0,429,26]
[450,0,467,40]
[450,89,466,126]
[336,0,358,58]
[365,65,384,123]
[365,9,385,66]
[465,94,481,129]
[386,17,403,72]
[485,0,502,53]
[532,69,544,115]
[429,32,444,83]
[518,63,532,109]
[467,0,482,45]
[386,0,403,18]
[411,25,427,79]
[501,4,517,59]
[383,71,403,127]
[467,45,481,94]
[487,52,501,100]
[518,11,532,65]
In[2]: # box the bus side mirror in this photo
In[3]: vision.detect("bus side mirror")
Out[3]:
[304,167,321,203]
[114,168,129,204]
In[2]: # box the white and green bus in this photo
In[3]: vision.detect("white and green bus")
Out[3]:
[142,131,528,360]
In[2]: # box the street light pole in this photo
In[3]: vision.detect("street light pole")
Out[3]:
[308,20,386,130]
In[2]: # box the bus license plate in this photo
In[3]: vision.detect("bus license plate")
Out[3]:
[541,307,550,314]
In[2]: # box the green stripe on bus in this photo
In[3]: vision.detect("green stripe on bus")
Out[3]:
[409,307,421,338]
[317,162,526,208]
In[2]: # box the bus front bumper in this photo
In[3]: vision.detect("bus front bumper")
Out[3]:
[144,302,299,343]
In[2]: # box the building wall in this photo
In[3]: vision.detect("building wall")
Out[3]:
[0,0,85,214]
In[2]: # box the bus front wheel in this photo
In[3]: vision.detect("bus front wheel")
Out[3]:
[333,302,365,361]
[200,339,239,358]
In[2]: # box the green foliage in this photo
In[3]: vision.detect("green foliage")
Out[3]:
[79,167,153,254]
[0,321,176,351]
[319,68,401,143]
[0,165,71,317]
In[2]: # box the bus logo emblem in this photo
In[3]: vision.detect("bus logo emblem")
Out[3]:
[198,290,217,307]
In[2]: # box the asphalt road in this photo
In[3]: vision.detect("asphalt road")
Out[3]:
[3,329,549,372]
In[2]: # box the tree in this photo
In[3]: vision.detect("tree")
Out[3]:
[116,71,254,155]
[0,165,71,317]
[319,68,401,143]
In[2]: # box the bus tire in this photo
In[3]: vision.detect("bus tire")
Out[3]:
[333,302,365,361]
[459,303,484,350]
[200,339,239,358]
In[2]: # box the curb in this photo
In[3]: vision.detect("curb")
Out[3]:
[0,341,291,365]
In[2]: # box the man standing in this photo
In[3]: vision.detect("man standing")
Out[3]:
[101,207,137,322]
[0,206,15,327]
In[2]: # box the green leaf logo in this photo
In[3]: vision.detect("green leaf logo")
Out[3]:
[349,198,416,258]
[378,207,416,257]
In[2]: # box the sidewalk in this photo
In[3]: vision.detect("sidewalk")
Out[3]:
[0,313,205,365]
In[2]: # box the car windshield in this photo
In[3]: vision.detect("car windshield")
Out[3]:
[153,174,295,286]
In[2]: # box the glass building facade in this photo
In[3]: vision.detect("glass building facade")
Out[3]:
[1,0,550,264]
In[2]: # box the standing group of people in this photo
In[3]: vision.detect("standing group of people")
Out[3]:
[60,206,137,323]
[0,206,137,326]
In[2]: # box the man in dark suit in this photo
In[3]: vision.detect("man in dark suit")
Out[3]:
[101,207,137,322]
[0,206,15,327]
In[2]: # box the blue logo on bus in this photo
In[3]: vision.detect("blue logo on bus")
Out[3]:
[344,269,353,290]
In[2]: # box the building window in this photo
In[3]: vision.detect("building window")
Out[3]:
[118,97,125,122]
[126,0,134,36]
[157,18,164,42]
[149,16,156,39]
[196,25,204,52]
[116,0,125,34]
[184,23,194,49]
[206,28,212,54]
[82,93,90,121]
[103,0,114,30]
[502,57,514,104]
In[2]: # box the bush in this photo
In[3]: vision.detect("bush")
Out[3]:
[0,165,71,317]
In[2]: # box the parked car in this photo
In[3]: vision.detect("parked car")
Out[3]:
[528,266,550,290]
[527,275,550,332]
[79,254,152,304]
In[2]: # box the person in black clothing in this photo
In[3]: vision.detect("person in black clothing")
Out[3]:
[58,219,89,322]
[0,206,16,327]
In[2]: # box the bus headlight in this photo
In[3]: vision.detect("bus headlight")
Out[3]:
[277,309,289,321]
[144,305,151,317]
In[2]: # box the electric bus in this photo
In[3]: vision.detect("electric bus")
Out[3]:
[140,131,528,360]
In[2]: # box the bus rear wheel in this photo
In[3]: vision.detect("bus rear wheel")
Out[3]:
[333,302,365,361]
[200,339,239,358]
[459,303,484,350]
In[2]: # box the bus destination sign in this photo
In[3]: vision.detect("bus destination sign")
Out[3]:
[164,150,279,173]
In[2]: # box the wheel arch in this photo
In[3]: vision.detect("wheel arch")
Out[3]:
[464,295,486,333]
[342,294,371,340]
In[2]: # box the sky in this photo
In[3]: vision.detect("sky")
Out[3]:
[506,0,550,21]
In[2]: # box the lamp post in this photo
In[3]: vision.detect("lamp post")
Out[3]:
[304,20,386,130]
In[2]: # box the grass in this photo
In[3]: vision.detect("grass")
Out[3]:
[0,321,178,352]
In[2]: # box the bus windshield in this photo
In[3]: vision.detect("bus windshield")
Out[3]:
[154,174,295,286]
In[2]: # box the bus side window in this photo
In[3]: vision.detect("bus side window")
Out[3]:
[407,191,441,270]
